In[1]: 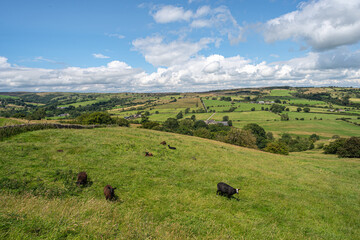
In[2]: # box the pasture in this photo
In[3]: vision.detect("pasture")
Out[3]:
[0,127,359,239]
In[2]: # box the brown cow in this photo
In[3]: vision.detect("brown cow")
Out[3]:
[145,152,153,156]
[104,185,116,200]
[160,141,166,145]
[76,172,88,186]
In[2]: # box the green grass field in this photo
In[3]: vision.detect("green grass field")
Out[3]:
[0,127,359,239]
[0,117,23,126]
[269,89,294,97]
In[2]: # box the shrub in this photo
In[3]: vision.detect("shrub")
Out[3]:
[251,107,255,111]
[270,104,285,113]
[264,141,289,155]
[141,121,160,129]
[77,112,114,125]
[281,113,289,121]
[223,116,229,121]
[309,134,320,142]
[337,137,360,158]
[194,120,207,129]
[323,138,346,154]
[266,132,274,141]
[303,107,310,113]
[225,129,257,149]
[114,118,130,127]
[193,128,212,139]
[176,111,183,119]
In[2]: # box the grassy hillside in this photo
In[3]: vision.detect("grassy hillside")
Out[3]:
[0,127,359,239]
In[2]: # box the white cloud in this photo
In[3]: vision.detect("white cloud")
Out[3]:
[152,5,193,23]
[263,0,360,50]
[93,53,110,59]
[106,33,125,39]
[1,50,359,92]
[151,5,244,45]
[0,57,11,68]
[132,36,213,67]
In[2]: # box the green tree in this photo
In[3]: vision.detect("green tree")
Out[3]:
[270,104,285,113]
[176,111,183,119]
[337,137,360,158]
[297,107,302,112]
[193,128,212,139]
[303,107,310,113]
[281,113,289,121]
[225,129,257,149]
[194,120,207,129]
[163,118,179,130]
[223,116,229,121]
[243,123,267,149]
[264,141,289,155]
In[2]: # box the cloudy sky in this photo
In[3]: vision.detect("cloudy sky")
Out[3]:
[1,0,360,92]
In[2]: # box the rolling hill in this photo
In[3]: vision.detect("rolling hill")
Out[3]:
[0,127,359,239]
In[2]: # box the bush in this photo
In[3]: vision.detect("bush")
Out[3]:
[141,121,160,129]
[176,111,183,119]
[266,132,274,141]
[194,120,207,129]
[303,107,310,113]
[225,129,257,149]
[323,138,346,154]
[193,128,212,139]
[337,137,360,158]
[114,118,130,127]
[77,112,114,125]
[223,116,229,121]
[264,141,289,155]
[281,113,289,121]
[309,134,320,142]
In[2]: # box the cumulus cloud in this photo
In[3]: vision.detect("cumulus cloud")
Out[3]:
[151,5,244,45]
[263,0,360,50]
[93,53,110,59]
[1,51,359,92]
[152,5,193,23]
[0,57,11,68]
[132,36,214,67]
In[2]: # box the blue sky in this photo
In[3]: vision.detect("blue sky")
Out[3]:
[1,0,360,92]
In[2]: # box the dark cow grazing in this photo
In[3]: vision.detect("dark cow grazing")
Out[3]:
[57,149,64,152]
[145,152,153,156]
[76,172,88,186]
[104,185,116,200]
[217,182,239,198]
[168,145,176,150]
[160,141,166,145]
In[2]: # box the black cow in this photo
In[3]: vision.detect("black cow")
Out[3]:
[217,182,239,198]
[168,145,176,150]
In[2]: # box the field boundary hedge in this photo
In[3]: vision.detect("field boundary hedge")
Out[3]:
[0,123,102,141]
